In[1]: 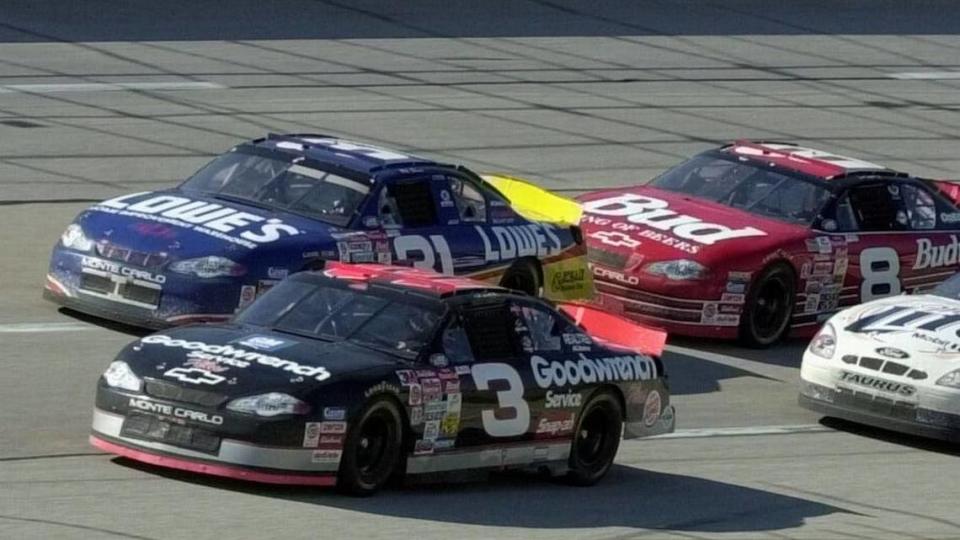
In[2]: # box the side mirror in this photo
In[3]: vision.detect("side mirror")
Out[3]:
[363,216,380,228]
[429,353,449,368]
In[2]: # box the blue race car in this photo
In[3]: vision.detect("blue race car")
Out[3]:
[45,134,590,328]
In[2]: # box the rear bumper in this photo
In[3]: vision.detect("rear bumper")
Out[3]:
[91,407,339,485]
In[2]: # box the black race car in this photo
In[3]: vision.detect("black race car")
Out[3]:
[91,262,673,495]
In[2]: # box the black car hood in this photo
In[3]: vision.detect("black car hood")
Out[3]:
[120,325,399,396]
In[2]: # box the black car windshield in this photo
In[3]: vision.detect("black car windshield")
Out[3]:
[932,273,960,301]
[651,153,832,225]
[234,278,442,358]
[180,149,371,227]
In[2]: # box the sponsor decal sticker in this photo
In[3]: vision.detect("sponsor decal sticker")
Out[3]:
[322,407,346,421]
[94,193,300,249]
[434,439,455,450]
[396,370,417,385]
[239,285,257,308]
[267,267,289,279]
[142,335,331,381]
[440,414,459,437]
[875,347,909,359]
[303,422,322,448]
[233,335,295,352]
[531,353,656,388]
[81,256,165,284]
[582,194,766,245]
[536,411,576,437]
[941,212,960,224]
[408,383,423,406]
[545,389,582,408]
[589,230,641,249]
[311,449,342,464]
[424,401,446,421]
[815,236,832,254]
[720,293,745,304]
[838,371,916,397]
[914,236,960,270]
[643,390,662,427]
[423,420,440,441]
[726,281,746,294]
[163,367,226,385]
[409,406,423,425]
[413,440,434,455]
[128,397,223,425]
[422,378,442,402]
[364,381,401,398]
[319,421,347,434]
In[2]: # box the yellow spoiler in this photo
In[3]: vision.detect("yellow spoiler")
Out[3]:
[482,174,582,226]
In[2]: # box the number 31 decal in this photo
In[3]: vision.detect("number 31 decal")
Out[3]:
[860,247,901,301]
[471,363,530,437]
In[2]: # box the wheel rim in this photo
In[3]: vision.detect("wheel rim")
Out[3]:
[751,276,790,341]
[355,412,393,481]
[575,406,610,467]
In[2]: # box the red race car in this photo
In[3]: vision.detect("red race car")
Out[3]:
[579,140,960,346]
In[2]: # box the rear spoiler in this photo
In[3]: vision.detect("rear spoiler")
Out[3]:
[482,174,582,226]
[931,179,960,206]
[558,302,668,357]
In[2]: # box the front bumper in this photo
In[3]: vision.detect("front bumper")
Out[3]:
[91,385,341,485]
[799,352,960,443]
[592,276,741,340]
[45,248,245,328]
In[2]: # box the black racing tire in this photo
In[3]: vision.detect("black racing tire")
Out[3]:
[336,398,404,496]
[563,391,623,486]
[500,258,542,296]
[738,262,796,348]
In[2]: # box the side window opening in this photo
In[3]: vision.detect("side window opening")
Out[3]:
[900,184,937,230]
[515,303,563,353]
[381,180,437,228]
[463,305,518,360]
[847,183,905,231]
[448,176,487,223]
[441,315,475,365]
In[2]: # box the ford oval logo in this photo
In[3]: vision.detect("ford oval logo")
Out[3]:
[876,347,909,359]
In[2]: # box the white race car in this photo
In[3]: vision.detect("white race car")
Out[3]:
[800,274,960,442]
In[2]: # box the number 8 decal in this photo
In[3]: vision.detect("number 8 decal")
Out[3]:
[860,247,901,301]
[471,363,530,437]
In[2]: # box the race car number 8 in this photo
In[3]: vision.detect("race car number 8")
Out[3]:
[859,247,901,301]
[471,363,530,437]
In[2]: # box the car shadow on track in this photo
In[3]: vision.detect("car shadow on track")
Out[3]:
[57,308,152,338]
[659,349,776,395]
[115,460,847,533]
[820,417,960,456]
[670,335,809,369]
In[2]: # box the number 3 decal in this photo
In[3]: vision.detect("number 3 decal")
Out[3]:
[860,247,901,301]
[471,363,530,437]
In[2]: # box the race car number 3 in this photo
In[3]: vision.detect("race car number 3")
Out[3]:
[471,363,530,437]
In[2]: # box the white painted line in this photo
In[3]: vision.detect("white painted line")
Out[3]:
[0,322,95,333]
[665,344,799,382]
[647,424,831,440]
[0,82,224,94]
[889,72,960,80]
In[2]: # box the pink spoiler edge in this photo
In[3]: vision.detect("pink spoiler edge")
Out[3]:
[558,302,668,357]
